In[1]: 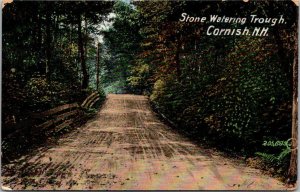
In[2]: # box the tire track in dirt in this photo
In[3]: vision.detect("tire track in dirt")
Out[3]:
[1,94,287,190]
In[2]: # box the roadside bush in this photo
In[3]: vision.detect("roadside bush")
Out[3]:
[150,37,292,157]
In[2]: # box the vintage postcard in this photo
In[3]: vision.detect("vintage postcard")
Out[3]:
[1,0,298,190]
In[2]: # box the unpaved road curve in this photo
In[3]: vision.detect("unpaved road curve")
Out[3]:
[2,94,287,190]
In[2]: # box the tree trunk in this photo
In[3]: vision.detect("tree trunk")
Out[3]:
[273,28,292,87]
[35,11,43,74]
[77,14,89,90]
[96,43,100,90]
[287,33,298,184]
[175,40,182,80]
[84,15,88,60]
[45,7,51,78]
[37,14,42,52]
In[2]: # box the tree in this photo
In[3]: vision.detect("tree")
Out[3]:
[134,0,297,181]
[96,42,101,90]
[2,0,113,129]
[61,1,113,90]
[103,1,143,93]
[287,28,298,183]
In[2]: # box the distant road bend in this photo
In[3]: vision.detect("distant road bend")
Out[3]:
[2,94,287,190]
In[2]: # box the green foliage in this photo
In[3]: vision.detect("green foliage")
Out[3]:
[150,79,167,102]
[2,1,112,135]
[255,148,291,167]
[24,76,56,110]
[103,1,145,94]
[128,61,151,94]
[139,2,296,171]
[104,80,126,94]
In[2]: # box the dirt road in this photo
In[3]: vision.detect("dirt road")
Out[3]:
[1,94,287,190]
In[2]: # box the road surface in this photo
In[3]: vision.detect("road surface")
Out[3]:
[1,94,287,190]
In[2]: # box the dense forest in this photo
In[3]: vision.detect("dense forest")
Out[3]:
[2,0,298,184]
